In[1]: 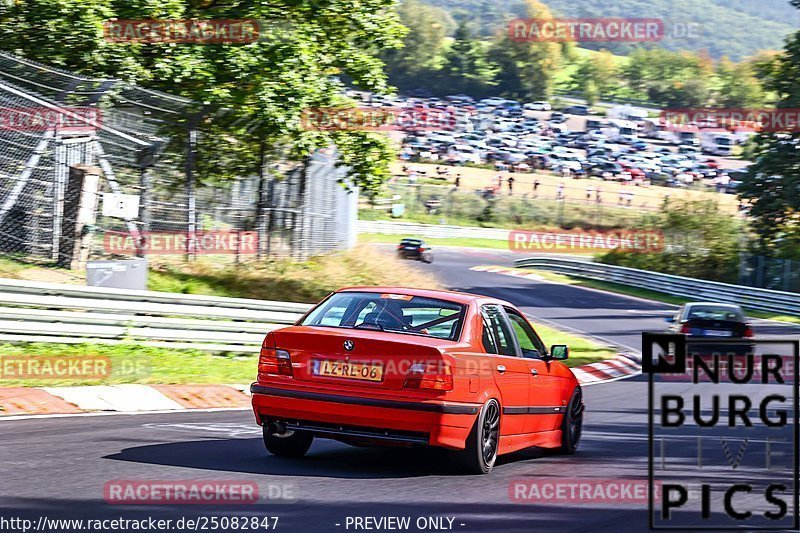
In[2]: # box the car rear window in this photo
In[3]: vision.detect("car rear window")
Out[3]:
[301,292,465,341]
[687,306,745,321]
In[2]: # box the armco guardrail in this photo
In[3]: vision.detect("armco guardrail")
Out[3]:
[515,256,800,317]
[0,278,312,352]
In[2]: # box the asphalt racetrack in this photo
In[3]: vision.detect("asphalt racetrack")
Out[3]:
[2,248,799,532]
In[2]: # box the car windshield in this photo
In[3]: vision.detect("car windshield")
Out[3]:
[686,305,745,321]
[301,292,466,340]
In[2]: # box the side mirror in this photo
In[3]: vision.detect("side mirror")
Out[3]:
[665,317,675,323]
[550,345,569,360]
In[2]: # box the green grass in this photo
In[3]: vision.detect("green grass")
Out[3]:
[0,325,611,388]
[527,268,800,325]
[0,343,257,387]
[532,322,617,367]
[359,232,511,250]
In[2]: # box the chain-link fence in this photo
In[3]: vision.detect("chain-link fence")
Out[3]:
[0,52,356,267]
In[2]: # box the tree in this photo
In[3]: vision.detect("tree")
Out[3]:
[715,57,766,108]
[571,50,618,103]
[440,21,498,96]
[485,0,565,101]
[382,0,453,88]
[0,0,407,195]
[739,25,800,253]
[621,48,714,106]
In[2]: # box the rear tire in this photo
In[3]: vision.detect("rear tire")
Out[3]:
[262,425,314,458]
[456,399,500,474]
[559,387,584,454]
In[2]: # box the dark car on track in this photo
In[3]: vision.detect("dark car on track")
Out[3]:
[397,238,433,263]
[666,302,753,339]
[666,302,755,358]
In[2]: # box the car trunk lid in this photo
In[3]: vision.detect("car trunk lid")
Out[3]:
[683,319,747,338]
[272,326,447,391]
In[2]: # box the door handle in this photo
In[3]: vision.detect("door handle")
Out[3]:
[531,368,539,377]
[496,365,506,373]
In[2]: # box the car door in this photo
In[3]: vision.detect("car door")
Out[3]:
[480,304,530,437]
[505,308,568,433]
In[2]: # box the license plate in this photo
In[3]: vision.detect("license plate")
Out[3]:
[312,359,383,382]
[704,329,732,337]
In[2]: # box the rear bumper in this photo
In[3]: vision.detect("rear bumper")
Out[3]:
[250,383,479,450]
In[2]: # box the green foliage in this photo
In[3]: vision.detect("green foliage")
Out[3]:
[439,21,498,96]
[423,0,798,60]
[0,0,407,193]
[569,50,618,103]
[599,200,744,283]
[382,0,452,89]
[739,21,800,253]
[715,57,766,108]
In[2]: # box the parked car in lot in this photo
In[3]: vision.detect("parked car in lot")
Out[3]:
[395,238,433,263]
[562,105,592,115]
[251,287,583,473]
[524,101,551,111]
[589,161,624,178]
[549,111,567,123]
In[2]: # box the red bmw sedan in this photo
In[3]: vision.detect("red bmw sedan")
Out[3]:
[251,287,583,474]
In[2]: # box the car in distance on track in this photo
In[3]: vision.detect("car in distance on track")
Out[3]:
[251,287,583,474]
[665,302,753,338]
[396,238,433,263]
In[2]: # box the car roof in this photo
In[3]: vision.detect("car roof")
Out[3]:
[683,302,744,311]
[337,286,511,306]
[684,302,742,308]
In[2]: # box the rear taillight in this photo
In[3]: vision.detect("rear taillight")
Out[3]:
[680,323,691,334]
[743,325,754,338]
[403,361,453,391]
[258,347,293,377]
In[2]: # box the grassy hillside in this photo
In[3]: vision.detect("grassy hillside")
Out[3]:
[425,0,798,60]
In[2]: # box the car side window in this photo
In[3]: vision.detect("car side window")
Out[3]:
[481,305,516,357]
[482,319,498,354]
[505,309,547,359]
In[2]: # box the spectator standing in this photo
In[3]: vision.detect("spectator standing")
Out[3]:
[507,175,515,195]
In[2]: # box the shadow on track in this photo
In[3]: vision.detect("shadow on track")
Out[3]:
[104,435,568,480]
